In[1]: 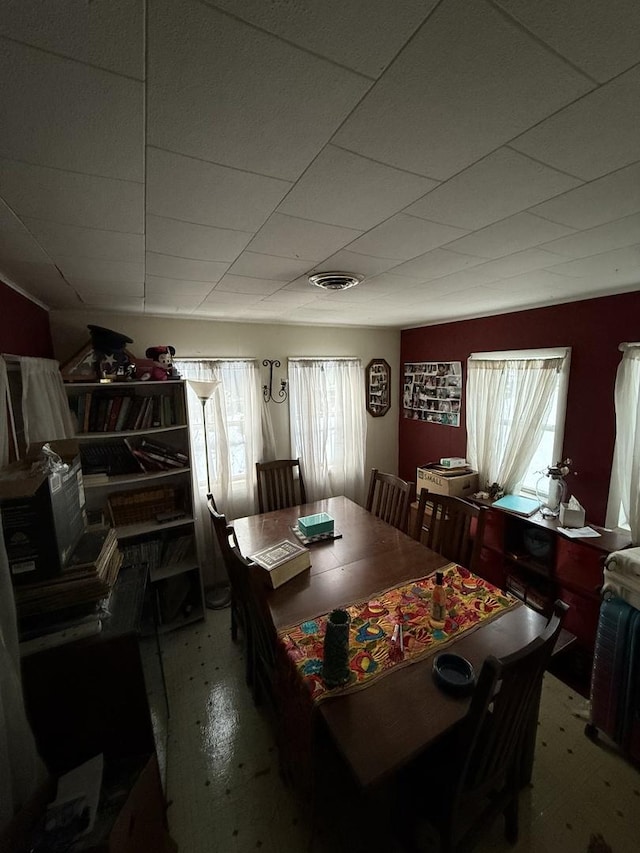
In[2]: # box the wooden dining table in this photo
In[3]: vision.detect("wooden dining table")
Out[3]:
[232,495,570,789]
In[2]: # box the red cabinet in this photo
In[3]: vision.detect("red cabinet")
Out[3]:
[556,538,604,599]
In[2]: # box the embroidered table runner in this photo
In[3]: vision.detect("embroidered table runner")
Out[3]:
[277,563,518,704]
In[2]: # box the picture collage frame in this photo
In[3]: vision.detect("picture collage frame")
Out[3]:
[403,361,462,426]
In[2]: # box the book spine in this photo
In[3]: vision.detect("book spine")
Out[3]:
[83,391,93,433]
[107,395,123,431]
[115,396,132,430]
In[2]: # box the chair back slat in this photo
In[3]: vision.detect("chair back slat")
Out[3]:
[412,489,488,573]
[256,458,307,513]
[365,468,414,532]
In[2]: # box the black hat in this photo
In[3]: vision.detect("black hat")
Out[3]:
[88,325,133,354]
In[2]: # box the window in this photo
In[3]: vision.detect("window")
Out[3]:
[288,358,366,504]
[606,343,640,540]
[175,359,264,519]
[466,348,571,496]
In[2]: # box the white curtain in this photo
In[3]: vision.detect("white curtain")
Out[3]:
[0,525,47,833]
[288,358,366,504]
[467,355,564,494]
[174,360,265,580]
[20,357,75,447]
[606,344,640,544]
[0,357,9,468]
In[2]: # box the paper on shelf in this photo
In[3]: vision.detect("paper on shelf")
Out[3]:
[558,526,600,538]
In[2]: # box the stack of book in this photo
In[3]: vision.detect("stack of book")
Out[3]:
[15,527,122,625]
[125,437,189,473]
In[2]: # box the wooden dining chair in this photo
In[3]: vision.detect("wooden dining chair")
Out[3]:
[365,468,415,532]
[256,458,307,513]
[412,489,488,573]
[395,600,569,853]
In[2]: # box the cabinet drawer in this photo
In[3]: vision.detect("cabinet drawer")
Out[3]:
[559,586,600,651]
[483,509,505,552]
[556,538,604,598]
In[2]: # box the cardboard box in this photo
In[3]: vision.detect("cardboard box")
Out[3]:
[298,512,334,537]
[417,466,479,499]
[0,440,86,584]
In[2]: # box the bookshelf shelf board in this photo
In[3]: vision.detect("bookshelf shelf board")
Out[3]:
[74,424,188,440]
[83,468,192,489]
[115,515,196,540]
[150,559,199,583]
[65,380,182,389]
[155,606,204,634]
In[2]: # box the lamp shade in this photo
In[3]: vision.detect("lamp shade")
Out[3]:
[187,379,220,401]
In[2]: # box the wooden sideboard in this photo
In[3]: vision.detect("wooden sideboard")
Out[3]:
[409,499,631,660]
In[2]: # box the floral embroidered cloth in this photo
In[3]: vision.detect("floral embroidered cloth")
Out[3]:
[277,563,518,704]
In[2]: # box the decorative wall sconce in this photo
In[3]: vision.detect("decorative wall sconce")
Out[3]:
[262,359,288,404]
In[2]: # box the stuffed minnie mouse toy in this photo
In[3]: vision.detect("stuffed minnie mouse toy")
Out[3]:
[142,345,176,381]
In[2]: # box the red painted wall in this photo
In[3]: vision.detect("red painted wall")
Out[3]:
[399,290,640,526]
[0,280,54,357]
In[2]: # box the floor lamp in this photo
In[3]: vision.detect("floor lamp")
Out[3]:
[187,379,231,610]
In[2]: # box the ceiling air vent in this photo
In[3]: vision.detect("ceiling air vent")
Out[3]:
[308,271,363,291]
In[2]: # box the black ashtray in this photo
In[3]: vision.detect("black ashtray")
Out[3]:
[432,653,476,697]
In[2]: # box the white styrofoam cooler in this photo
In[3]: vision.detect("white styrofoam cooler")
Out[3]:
[602,547,640,610]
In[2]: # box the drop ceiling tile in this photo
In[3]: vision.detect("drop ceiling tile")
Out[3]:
[0,259,68,292]
[145,276,215,297]
[68,278,145,297]
[539,213,640,260]
[247,214,362,262]
[473,249,567,280]
[0,200,28,232]
[0,229,52,263]
[531,162,640,229]
[147,0,370,181]
[333,0,593,180]
[226,252,312,281]
[511,66,640,181]
[145,294,203,309]
[405,148,582,230]
[260,291,318,307]
[311,250,398,278]
[445,212,576,259]
[146,215,252,263]
[84,295,144,311]
[543,245,640,279]
[146,148,290,233]
[0,40,143,182]
[346,214,467,261]
[145,252,228,283]
[214,276,284,296]
[207,0,436,78]
[23,218,144,263]
[481,270,581,293]
[13,277,81,309]
[391,248,486,281]
[359,273,424,293]
[494,0,640,83]
[0,158,144,233]
[277,146,437,230]
[0,0,144,79]
[55,256,143,283]
[200,290,264,306]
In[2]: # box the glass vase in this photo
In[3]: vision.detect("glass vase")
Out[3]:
[537,475,567,518]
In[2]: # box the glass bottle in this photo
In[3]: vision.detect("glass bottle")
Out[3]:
[536,474,567,518]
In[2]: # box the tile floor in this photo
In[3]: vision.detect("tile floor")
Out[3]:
[144,608,640,853]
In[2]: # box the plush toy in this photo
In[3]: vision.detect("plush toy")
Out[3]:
[141,345,176,381]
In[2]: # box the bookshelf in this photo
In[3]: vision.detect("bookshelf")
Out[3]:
[65,379,205,633]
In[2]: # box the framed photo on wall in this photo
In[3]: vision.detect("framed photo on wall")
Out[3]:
[366,359,391,417]
[402,361,462,426]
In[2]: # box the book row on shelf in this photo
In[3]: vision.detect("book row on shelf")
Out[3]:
[81,437,189,479]
[121,533,194,573]
[68,389,184,433]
